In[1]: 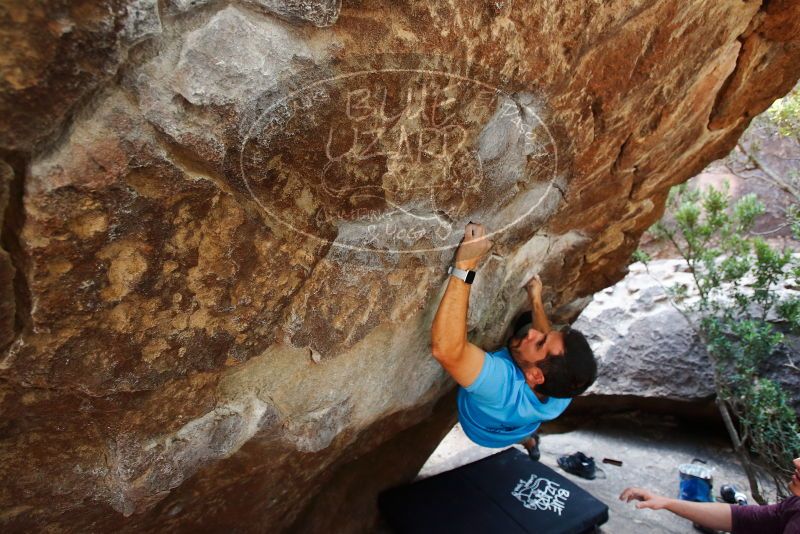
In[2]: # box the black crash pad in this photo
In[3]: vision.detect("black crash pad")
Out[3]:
[379,448,609,534]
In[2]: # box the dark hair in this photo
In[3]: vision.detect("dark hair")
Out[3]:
[534,327,597,398]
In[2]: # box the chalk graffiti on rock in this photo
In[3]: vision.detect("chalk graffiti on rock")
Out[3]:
[239,61,559,256]
[320,82,487,202]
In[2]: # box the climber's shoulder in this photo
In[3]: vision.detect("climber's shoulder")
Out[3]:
[433,341,486,389]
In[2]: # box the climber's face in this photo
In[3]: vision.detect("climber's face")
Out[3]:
[508,328,565,387]
[790,457,800,497]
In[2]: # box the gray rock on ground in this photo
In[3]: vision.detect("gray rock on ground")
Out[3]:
[575,259,800,411]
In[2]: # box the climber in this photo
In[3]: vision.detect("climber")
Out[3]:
[430,222,597,460]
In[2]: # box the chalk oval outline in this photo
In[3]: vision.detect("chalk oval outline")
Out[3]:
[239,67,558,254]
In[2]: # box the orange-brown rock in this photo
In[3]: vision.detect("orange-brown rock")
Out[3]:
[1,0,799,532]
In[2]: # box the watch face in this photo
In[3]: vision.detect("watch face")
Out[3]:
[465,270,476,284]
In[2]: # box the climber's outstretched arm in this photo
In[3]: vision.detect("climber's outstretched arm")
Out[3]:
[526,275,552,333]
[431,223,493,388]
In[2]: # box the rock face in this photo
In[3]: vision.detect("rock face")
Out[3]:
[575,259,800,412]
[0,0,162,152]
[575,260,716,401]
[1,1,800,532]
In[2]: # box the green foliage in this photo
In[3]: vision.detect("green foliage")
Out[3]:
[744,379,800,478]
[777,297,800,332]
[787,204,800,241]
[767,86,800,140]
[752,239,793,314]
[715,319,783,379]
[733,194,766,233]
[630,249,651,265]
[658,183,800,493]
[653,183,767,303]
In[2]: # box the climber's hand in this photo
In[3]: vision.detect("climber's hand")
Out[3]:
[526,274,543,299]
[454,222,493,270]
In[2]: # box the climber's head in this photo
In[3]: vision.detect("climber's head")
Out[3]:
[508,326,597,398]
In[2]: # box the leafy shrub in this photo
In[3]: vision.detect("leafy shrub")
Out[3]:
[646,183,800,500]
[767,86,800,140]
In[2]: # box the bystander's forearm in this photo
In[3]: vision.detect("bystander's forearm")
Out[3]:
[663,499,732,531]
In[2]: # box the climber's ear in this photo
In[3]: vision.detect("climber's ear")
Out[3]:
[524,366,545,386]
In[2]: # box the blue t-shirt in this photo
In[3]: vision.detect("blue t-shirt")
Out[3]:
[457,346,572,447]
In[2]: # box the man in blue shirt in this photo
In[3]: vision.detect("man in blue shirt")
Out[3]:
[431,223,597,460]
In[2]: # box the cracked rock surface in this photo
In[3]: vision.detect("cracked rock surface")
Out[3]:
[1,0,799,531]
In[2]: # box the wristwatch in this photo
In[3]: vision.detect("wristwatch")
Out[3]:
[448,265,476,284]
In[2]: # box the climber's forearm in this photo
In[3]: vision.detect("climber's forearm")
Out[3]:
[432,222,491,360]
[663,499,732,531]
[431,275,471,359]
[527,288,551,333]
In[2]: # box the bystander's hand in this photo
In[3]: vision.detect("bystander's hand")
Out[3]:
[619,487,671,510]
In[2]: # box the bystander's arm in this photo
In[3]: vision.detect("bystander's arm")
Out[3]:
[619,487,732,532]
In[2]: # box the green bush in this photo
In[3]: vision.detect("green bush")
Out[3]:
[630,248,651,264]
[646,183,800,499]
[767,86,800,140]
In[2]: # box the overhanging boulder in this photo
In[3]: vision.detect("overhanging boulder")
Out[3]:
[1,1,800,531]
